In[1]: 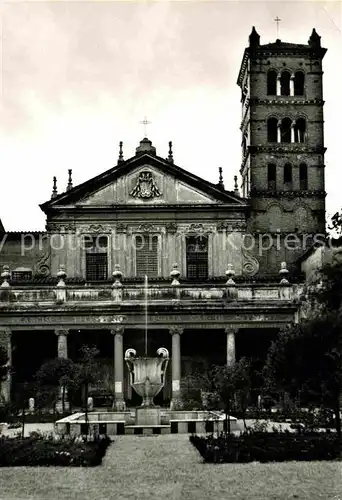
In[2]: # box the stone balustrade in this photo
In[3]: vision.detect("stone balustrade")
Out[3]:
[0,282,298,306]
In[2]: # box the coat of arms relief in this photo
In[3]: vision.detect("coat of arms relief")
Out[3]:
[129,171,162,199]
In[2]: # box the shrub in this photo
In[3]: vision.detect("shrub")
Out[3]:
[190,429,341,463]
[0,434,111,467]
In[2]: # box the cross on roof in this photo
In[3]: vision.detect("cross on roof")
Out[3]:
[274,16,281,38]
[140,116,151,137]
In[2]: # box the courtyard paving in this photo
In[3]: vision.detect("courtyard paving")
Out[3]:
[0,433,341,500]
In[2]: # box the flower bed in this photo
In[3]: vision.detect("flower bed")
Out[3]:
[190,430,341,463]
[0,434,111,466]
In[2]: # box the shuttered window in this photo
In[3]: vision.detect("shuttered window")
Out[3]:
[186,236,208,280]
[85,235,108,281]
[135,234,158,277]
[86,253,108,281]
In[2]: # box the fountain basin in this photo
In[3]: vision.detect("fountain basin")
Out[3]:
[55,409,239,436]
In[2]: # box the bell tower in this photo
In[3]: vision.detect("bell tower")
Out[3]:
[237,27,327,274]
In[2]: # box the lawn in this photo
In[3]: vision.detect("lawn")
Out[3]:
[0,434,341,500]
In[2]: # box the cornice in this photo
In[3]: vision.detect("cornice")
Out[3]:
[249,98,324,106]
[248,145,326,155]
[250,189,326,199]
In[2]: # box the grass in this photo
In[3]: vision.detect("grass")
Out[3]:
[0,434,341,500]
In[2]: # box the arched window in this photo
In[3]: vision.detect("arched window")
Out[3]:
[280,71,291,96]
[267,117,278,142]
[283,163,293,190]
[299,163,308,190]
[294,72,305,96]
[280,117,292,143]
[267,70,277,95]
[294,118,306,143]
[267,163,276,190]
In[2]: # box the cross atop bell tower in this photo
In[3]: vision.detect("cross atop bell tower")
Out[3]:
[274,16,281,38]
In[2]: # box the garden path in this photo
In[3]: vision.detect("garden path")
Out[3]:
[0,434,340,499]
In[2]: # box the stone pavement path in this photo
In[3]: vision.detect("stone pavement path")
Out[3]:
[0,433,341,500]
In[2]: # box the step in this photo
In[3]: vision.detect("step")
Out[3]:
[125,425,171,435]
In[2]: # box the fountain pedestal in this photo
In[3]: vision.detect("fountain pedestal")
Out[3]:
[136,407,161,426]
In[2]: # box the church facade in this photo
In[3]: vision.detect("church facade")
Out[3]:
[0,27,327,409]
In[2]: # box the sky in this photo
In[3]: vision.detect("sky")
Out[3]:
[1,0,341,230]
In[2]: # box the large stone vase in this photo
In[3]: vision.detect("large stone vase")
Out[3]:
[125,348,169,407]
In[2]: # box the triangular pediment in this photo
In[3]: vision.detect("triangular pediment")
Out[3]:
[78,165,223,206]
[40,152,245,212]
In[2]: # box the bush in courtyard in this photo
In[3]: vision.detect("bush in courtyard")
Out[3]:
[35,358,78,413]
[190,428,341,463]
[0,433,111,466]
[210,358,252,435]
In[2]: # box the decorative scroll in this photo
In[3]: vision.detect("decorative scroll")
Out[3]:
[180,223,215,235]
[78,224,112,233]
[165,222,178,234]
[241,249,260,276]
[46,223,76,232]
[35,237,51,277]
[115,223,127,234]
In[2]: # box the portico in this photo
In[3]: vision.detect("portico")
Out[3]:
[0,289,296,406]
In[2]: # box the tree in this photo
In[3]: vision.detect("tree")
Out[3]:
[74,345,101,439]
[264,317,342,438]
[0,345,9,405]
[210,358,252,436]
[35,358,78,413]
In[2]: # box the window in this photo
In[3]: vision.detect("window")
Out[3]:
[267,164,276,190]
[242,136,247,157]
[294,72,305,96]
[135,234,158,277]
[294,118,306,143]
[85,235,108,281]
[186,236,208,280]
[280,118,292,143]
[11,271,32,281]
[283,163,293,190]
[299,163,308,190]
[267,70,277,95]
[86,253,108,281]
[280,71,291,96]
[267,117,278,142]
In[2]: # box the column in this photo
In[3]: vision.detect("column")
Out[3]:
[276,74,281,96]
[277,120,281,143]
[111,325,125,411]
[0,329,11,403]
[55,329,69,411]
[169,326,183,409]
[55,329,69,358]
[225,327,237,366]
[290,73,295,96]
[291,120,296,143]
